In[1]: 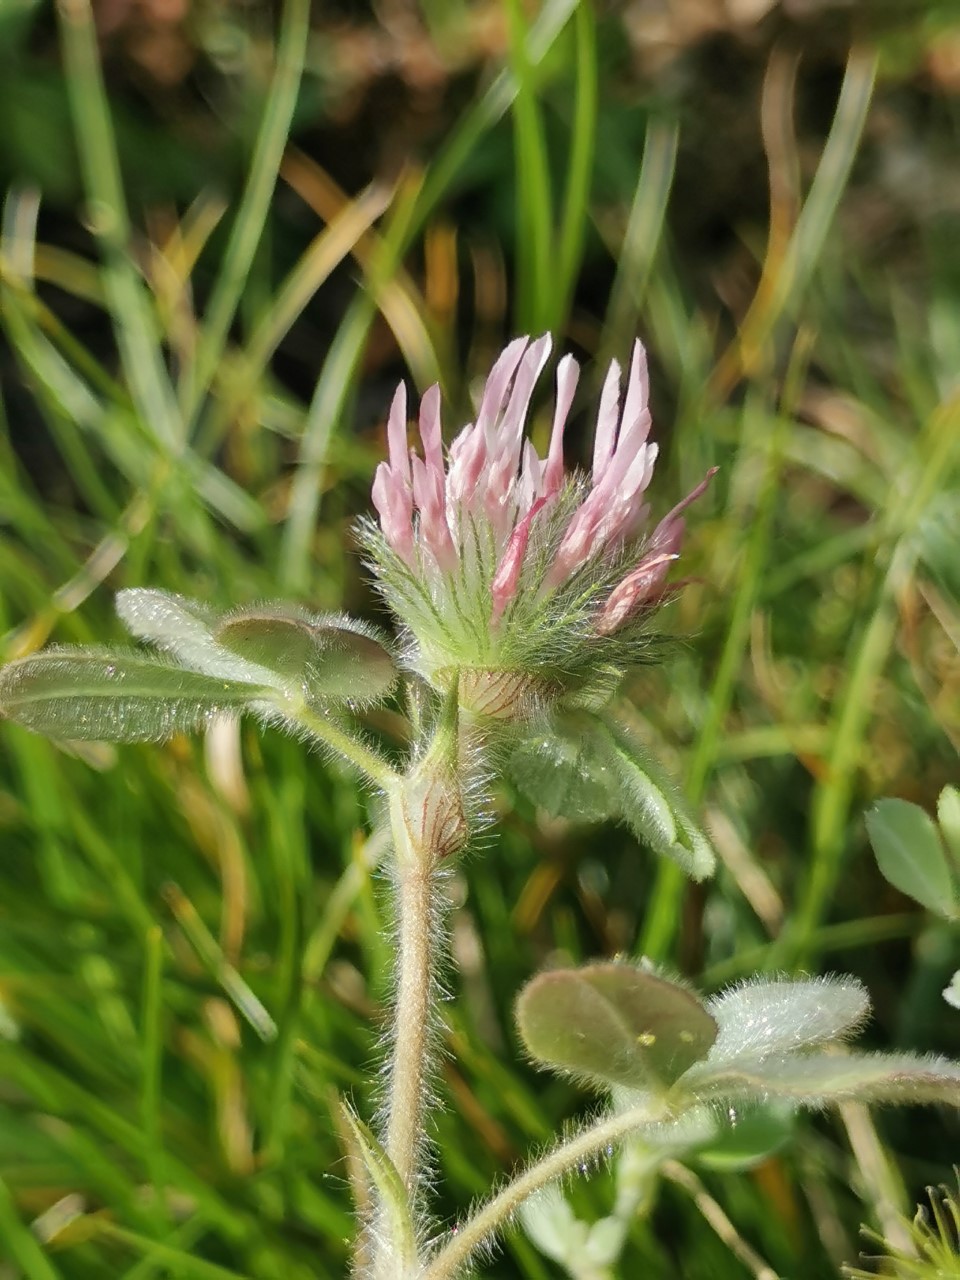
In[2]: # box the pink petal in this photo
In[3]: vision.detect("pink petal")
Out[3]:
[592,358,621,481]
[418,384,444,475]
[412,456,457,571]
[371,461,414,563]
[649,467,718,548]
[543,354,579,496]
[447,423,488,506]
[490,496,548,621]
[485,335,552,499]
[547,501,604,584]
[386,383,411,482]
[475,337,530,437]
[595,551,681,635]
[516,439,543,517]
[619,341,650,447]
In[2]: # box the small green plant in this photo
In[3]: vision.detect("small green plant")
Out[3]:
[3,339,958,1278]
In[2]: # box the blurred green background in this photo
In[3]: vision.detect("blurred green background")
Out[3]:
[0,0,959,1275]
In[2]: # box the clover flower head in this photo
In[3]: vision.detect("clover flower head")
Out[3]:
[364,335,714,713]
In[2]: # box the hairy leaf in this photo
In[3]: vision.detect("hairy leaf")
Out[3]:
[704,977,870,1066]
[691,1105,794,1172]
[215,606,397,705]
[0,648,272,741]
[597,715,715,880]
[337,1104,417,1271]
[509,709,715,880]
[938,785,960,867]
[508,713,616,823]
[117,589,273,686]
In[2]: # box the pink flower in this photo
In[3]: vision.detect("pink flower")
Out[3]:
[369,336,713,669]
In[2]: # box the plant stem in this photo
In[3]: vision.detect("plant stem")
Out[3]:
[384,794,439,1202]
[421,1099,665,1280]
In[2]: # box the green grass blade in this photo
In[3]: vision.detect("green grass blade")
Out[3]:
[97,1223,255,1280]
[787,393,960,963]
[602,116,679,359]
[505,0,556,332]
[182,0,312,424]
[56,0,182,452]
[640,350,805,959]
[141,924,167,1217]
[554,0,597,334]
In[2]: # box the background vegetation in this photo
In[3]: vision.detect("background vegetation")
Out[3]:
[0,0,958,1275]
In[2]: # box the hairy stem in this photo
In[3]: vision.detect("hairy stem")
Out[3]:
[293,706,399,790]
[386,844,436,1196]
[422,1099,666,1280]
[365,790,444,1277]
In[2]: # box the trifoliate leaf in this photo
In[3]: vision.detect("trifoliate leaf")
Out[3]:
[117,589,272,686]
[0,648,273,741]
[509,710,715,880]
[865,797,958,918]
[118,590,398,707]
[516,963,717,1094]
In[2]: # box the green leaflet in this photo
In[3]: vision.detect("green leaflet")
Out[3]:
[937,785,960,868]
[691,1105,794,1172]
[508,712,616,824]
[687,1051,960,1108]
[597,715,715,881]
[215,608,397,705]
[865,796,958,919]
[516,962,717,1094]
